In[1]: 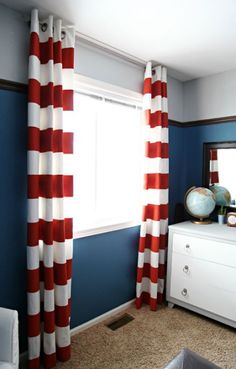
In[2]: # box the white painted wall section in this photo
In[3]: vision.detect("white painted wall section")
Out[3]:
[167,76,184,122]
[183,69,236,122]
[0,4,28,83]
[75,40,144,93]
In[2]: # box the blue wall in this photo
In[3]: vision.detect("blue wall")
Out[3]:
[0,89,28,351]
[0,89,139,352]
[169,125,186,223]
[72,227,139,328]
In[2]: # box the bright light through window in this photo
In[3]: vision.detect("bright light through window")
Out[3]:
[73,87,144,236]
[217,149,236,201]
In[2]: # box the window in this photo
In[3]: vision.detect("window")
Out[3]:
[73,76,143,237]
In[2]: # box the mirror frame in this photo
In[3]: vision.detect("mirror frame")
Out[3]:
[203,141,236,188]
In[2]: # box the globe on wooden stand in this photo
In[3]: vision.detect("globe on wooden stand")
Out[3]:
[184,187,216,224]
[209,185,231,206]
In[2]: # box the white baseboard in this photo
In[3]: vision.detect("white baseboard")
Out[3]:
[71,299,135,336]
[20,299,135,366]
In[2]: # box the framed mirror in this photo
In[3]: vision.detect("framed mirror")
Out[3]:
[203,141,236,207]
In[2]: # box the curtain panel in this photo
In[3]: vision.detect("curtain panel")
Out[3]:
[209,149,219,185]
[27,9,75,369]
[136,62,169,311]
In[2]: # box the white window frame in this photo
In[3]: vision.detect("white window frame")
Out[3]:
[73,74,143,239]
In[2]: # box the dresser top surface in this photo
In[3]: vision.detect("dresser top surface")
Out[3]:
[169,221,236,242]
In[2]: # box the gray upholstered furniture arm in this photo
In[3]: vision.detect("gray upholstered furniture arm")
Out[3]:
[164,348,221,369]
[0,308,19,369]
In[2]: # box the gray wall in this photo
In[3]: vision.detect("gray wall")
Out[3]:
[168,76,184,122]
[183,69,236,122]
[75,40,144,93]
[0,4,29,84]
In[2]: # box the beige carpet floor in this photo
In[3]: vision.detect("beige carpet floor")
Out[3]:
[57,304,236,369]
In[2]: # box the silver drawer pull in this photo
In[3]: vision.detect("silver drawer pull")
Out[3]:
[181,288,188,296]
[183,265,189,273]
[185,244,190,249]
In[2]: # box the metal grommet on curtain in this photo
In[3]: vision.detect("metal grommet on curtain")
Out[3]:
[41,22,47,32]
[61,31,66,40]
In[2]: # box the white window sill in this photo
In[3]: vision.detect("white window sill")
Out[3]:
[73,220,140,239]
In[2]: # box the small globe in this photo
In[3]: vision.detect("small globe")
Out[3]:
[209,185,231,206]
[185,187,216,222]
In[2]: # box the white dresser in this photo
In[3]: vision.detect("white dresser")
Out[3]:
[166,221,236,328]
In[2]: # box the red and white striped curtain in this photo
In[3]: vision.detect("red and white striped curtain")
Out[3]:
[209,149,219,185]
[27,9,75,369]
[136,62,169,311]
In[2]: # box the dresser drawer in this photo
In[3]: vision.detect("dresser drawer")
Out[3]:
[170,253,236,321]
[173,233,236,267]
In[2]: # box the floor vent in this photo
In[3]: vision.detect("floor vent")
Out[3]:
[106,313,134,331]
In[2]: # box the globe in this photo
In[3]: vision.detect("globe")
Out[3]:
[185,187,216,223]
[209,185,231,206]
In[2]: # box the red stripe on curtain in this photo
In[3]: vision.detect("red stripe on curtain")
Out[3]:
[27,9,75,369]
[27,128,73,153]
[43,354,57,369]
[56,345,71,362]
[63,90,74,110]
[27,219,73,246]
[144,173,169,189]
[29,32,40,58]
[139,234,168,252]
[43,311,56,333]
[27,269,40,292]
[28,314,41,337]
[150,111,168,127]
[143,77,152,94]
[211,150,217,160]
[28,174,73,198]
[152,80,167,98]
[29,358,40,369]
[209,149,219,185]
[136,292,163,310]
[54,262,72,284]
[142,204,168,221]
[39,38,54,64]
[144,110,168,127]
[62,48,75,68]
[53,41,62,63]
[136,62,169,311]
[146,142,169,158]
[137,263,158,282]
[30,37,74,68]
[28,81,74,110]
[55,305,70,327]
[210,172,219,184]
[28,79,41,104]
[137,262,166,282]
